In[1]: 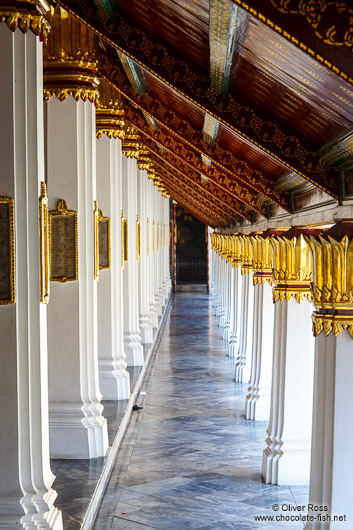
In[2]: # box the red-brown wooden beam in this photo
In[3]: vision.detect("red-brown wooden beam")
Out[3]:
[155,165,239,225]
[151,152,251,222]
[231,0,353,87]
[56,0,339,198]
[123,110,268,217]
[167,185,225,228]
[161,175,229,226]
[98,51,292,211]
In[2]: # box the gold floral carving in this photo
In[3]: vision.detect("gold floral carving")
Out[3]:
[240,236,253,274]
[308,232,353,338]
[43,6,99,104]
[271,233,312,303]
[251,235,273,285]
[232,0,353,86]
[271,1,353,51]
[96,77,125,139]
[125,115,266,217]
[122,126,140,159]
[101,60,292,210]
[0,1,50,38]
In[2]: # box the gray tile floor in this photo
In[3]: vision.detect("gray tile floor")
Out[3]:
[93,293,309,529]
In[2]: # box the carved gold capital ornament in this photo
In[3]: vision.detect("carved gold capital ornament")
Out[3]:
[308,222,353,339]
[96,77,125,140]
[0,0,50,38]
[43,6,99,103]
[271,229,320,304]
[122,126,140,159]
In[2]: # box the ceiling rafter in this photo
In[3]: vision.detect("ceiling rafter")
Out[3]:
[123,108,269,218]
[154,164,239,224]
[174,199,218,229]
[99,51,291,210]
[164,184,226,228]
[56,0,339,198]
[148,148,251,221]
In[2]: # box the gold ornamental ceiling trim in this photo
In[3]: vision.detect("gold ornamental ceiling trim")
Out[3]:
[53,0,339,199]
[96,76,125,139]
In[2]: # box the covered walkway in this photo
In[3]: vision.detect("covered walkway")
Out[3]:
[94,292,308,530]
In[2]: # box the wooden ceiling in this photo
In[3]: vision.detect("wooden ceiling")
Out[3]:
[55,0,353,228]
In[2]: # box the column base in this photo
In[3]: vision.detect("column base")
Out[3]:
[50,403,108,459]
[124,333,144,366]
[0,495,28,529]
[140,323,154,345]
[245,386,271,421]
[32,488,63,530]
[262,438,311,485]
[98,360,131,400]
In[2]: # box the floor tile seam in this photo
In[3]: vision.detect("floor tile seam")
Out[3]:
[113,514,162,529]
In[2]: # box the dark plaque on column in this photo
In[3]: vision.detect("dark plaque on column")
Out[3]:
[49,199,78,282]
[0,197,15,304]
[98,209,111,270]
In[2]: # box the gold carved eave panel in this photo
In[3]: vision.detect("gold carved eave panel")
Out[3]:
[150,152,251,221]
[165,186,226,227]
[155,165,239,224]
[98,51,291,210]
[55,0,339,198]
[123,110,268,217]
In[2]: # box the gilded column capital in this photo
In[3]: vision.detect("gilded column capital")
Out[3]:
[43,6,99,104]
[96,77,125,139]
[272,228,321,304]
[137,145,152,171]
[0,0,50,38]
[240,234,256,275]
[122,126,140,158]
[231,235,242,268]
[252,230,285,286]
[308,222,353,338]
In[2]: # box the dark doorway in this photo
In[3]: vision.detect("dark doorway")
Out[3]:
[175,206,208,287]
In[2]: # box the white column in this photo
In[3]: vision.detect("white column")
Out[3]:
[245,280,274,420]
[0,25,62,528]
[229,265,241,358]
[47,97,108,459]
[138,170,153,344]
[122,157,144,365]
[307,331,353,529]
[223,261,232,341]
[147,180,158,328]
[96,136,130,399]
[262,297,314,484]
[234,271,254,383]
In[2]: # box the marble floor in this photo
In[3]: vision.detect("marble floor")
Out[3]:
[93,293,309,530]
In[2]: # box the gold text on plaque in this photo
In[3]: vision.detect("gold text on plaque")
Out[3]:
[98,209,111,270]
[49,199,78,282]
[0,196,15,304]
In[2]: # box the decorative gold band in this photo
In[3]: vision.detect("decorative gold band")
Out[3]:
[253,271,273,286]
[312,312,353,339]
[273,284,312,304]
[0,11,50,38]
